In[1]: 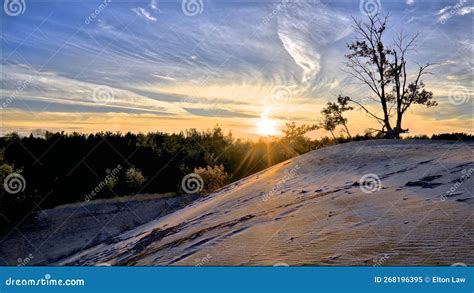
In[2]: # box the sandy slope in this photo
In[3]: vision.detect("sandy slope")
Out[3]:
[0,193,197,265]
[56,140,473,266]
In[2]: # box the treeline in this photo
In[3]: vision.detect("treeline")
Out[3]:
[0,125,323,233]
[0,127,472,234]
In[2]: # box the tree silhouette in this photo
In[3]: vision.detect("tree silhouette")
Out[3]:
[320,95,353,139]
[283,122,318,141]
[282,122,319,154]
[343,14,437,138]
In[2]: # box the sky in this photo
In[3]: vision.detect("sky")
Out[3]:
[1,0,473,138]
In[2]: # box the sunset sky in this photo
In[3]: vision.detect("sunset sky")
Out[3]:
[1,0,472,138]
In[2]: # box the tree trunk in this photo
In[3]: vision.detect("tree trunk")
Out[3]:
[342,122,352,139]
[385,126,402,139]
[391,112,406,139]
[387,129,400,139]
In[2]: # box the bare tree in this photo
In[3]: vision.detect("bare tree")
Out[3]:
[343,14,437,138]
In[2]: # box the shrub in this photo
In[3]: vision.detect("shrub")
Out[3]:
[194,165,228,195]
[124,167,145,192]
[105,176,118,191]
[431,133,474,141]
[0,163,15,192]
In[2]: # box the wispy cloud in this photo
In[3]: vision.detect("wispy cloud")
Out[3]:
[132,7,157,22]
[1,64,184,115]
[152,74,176,82]
[150,0,160,11]
[436,0,472,23]
[458,6,474,15]
[1,0,472,136]
[276,1,352,95]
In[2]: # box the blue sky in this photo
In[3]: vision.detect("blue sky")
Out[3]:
[1,0,472,137]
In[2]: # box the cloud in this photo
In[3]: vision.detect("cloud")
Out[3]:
[406,0,415,5]
[132,7,157,21]
[437,6,452,15]
[184,107,258,118]
[458,6,474,15]
[150,0,159,10]
[97,19,114,30]
[276,1,351,95]
[1,64,184,115]
[436,1,473,23]
[2,0,472,136]
[152,74,176,82]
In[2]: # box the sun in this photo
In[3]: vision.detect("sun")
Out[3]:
[256,112,279,136]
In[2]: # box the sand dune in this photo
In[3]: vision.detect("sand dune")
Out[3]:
[51,140,473,266]
[0,194,197,265]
